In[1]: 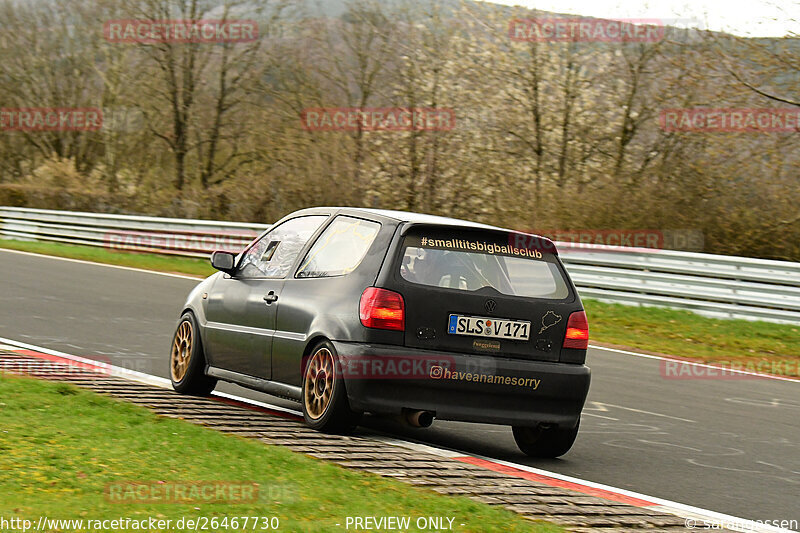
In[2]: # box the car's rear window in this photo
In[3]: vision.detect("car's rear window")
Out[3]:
[399,232,570,299]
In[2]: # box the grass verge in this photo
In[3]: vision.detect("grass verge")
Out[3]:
[583,299,799,377]
[0,373,561,532]
[0,238,214,277]
[1,238,797,375]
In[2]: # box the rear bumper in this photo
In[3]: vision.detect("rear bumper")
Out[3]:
[332,341,590,428]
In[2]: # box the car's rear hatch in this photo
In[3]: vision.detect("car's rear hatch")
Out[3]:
[385,224,581,362]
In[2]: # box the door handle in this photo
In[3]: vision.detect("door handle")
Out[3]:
[263,291,279,304]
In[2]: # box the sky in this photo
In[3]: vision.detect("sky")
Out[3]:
[482,0,800,37]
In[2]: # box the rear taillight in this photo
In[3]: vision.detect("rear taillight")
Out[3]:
[359,287,405,331]
[563,311,589,349]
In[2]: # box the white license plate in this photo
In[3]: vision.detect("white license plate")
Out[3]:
[447,314,530,341]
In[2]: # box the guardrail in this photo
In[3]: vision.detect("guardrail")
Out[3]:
[560,250,800,324]
[0,206,270,258]
[2,206,799,325]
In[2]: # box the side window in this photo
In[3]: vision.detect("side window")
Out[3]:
[296,216,381,278]
[238,216,327,278]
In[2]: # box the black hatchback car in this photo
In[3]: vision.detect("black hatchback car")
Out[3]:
[170,207,591,457]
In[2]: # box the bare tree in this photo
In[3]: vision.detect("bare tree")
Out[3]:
[131,0,278,196]
[0,0,103,174]
[308,0,398,199]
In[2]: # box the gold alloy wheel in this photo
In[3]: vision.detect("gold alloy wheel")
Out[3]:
[170,320,193,382]
[304,347,335,419]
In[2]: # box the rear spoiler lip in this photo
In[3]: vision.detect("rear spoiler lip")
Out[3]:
[399,222,559,256]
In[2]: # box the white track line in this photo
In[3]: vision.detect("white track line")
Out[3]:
[591,345,799,383]
[0,247,201,280]
[1,336,794,532]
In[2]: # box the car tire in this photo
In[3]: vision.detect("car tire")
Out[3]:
[512,421,580,458]
[170,312,217,396]
[301,341,361,433]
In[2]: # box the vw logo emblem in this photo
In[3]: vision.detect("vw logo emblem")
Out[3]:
[484,299,497,313]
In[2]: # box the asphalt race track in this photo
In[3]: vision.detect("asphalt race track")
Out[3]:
[2,249,798,524]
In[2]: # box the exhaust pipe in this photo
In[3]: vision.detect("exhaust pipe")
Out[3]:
[405,410,434,428]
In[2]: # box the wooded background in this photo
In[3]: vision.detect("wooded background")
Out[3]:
[0,0,798,260]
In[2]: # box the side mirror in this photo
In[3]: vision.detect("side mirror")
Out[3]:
[210,251,237,274]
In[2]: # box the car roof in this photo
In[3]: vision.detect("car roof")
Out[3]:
[280,206,557,254]
[295,207,503,231]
